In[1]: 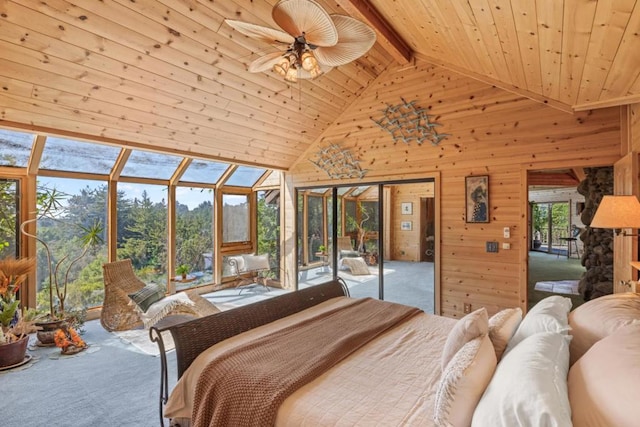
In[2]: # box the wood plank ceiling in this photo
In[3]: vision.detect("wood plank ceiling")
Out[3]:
[0,0,639,171]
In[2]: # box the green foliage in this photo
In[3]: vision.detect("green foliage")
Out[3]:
[176,264,190,275]
[257,192,280,279]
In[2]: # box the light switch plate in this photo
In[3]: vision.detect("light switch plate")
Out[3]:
[486,241,499,253]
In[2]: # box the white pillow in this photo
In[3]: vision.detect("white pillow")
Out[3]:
[472,332,572,427]
[527,295,572,321]
[441,308,488,371]
[568,323,640,427]
[503,296,571,354]
[488,307,522,361]
[242,254,270,271]
[434,335,496,427]
[138,292,195,328]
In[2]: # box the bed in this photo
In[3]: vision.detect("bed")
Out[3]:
[151,281,640,427]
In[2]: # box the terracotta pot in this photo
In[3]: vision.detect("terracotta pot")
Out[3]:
[0,335,29,368]
[35,319,67,346]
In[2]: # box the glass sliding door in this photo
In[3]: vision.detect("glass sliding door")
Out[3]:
[381,182,435,313]
[296,179,435,313]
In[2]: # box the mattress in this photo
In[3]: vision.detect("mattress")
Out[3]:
[164,296,455,426]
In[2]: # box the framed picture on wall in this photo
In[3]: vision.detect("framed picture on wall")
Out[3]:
[465,175,489,223]
[401,221,412,231]
[401,202,413,215]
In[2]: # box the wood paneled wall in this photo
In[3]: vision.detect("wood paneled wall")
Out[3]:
[288,59,622,318]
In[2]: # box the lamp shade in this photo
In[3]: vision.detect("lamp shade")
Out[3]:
[590,195,640,229]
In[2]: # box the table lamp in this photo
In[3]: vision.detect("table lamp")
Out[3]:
[590,195,640,236]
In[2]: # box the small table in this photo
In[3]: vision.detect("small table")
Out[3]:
[315,252,330,274]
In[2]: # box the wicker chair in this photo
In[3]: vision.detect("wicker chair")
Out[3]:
[101,259,219,332]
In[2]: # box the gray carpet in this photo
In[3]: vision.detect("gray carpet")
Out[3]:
[0,321,176,427]
[298,260,435,313]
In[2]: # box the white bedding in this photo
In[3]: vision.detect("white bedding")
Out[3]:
[165,296,455,426]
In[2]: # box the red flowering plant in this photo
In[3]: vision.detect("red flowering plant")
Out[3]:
[54,324,86,354]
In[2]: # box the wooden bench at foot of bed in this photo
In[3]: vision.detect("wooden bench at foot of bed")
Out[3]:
[149,280,350,427]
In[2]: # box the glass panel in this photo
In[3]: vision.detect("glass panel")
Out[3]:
[40,137,121,174]
[120,150,182,179]
[340,190,378,300]
[174,187,214,290]
[33,177,108,313]
[180,160,230,185]
[225,165,265,187]
[222,194,249,243]
[0,129,33,167]
[257,190,280,281]
[307,196,324,264]
[382,182,435,313]
[0,180,19,257]
[116,183,168,287]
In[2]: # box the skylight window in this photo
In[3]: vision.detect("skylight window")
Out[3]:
[225,165,265,187]
[0,129,34,167]
[120,150,183,180]
[40,137,121,174]
[180,159,230,185]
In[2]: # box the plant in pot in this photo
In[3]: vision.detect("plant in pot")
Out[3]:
[20,188,103,346]
[0,257,38,368]
[176,264,190,280]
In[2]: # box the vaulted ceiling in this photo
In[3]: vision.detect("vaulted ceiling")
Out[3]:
[0,0,638,171]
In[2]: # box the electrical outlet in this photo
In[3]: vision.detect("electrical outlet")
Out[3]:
[503,227,510,238]
[464,303,472,313]
[486,241,499,253]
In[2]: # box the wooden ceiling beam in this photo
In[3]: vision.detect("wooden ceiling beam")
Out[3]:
[528,173,580,187]
[336,0,412,64]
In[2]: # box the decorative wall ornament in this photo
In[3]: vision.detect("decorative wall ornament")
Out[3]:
[310,144,368,179]
[372,98,449,146]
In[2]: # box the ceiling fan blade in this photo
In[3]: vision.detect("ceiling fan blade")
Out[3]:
[272,0,337,47]
[248,52,286,73]
[313,15,376,66]
[225,19,294,45]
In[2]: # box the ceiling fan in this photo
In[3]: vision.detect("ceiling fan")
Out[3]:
[225,0,376,82]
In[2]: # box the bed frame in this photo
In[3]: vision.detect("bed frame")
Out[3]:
[149,280,349,426]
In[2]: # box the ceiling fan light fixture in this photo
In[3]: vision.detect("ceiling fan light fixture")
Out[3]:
[273,56,291,76]
[308,65,322,79]
[300,51,318,71]
[285,66,298,82]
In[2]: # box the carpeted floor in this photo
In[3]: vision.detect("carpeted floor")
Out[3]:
[528,251,586,311]
[0,320,177,427]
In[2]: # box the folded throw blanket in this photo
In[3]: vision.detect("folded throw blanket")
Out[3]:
[192,297,421,427]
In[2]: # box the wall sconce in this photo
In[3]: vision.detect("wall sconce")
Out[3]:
[590,195,640,236]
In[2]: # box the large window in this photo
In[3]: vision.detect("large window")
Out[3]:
[0,179,19,258]
[1,126,277,310]
[222,193,249,244]
[116,183,168,287]
[34,177,108,312]
[257,190,280,280]
[175,187,214,290]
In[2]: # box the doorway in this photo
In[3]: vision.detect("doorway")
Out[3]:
[527,170,586,310]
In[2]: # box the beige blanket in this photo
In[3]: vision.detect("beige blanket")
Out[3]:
[165,297,456,426]
[191,298,421,427]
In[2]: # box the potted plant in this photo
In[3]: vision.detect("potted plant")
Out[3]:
[176,264,190,280]
[316,245,326,255]
[0,257,37,368]
[19,188,103,345]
